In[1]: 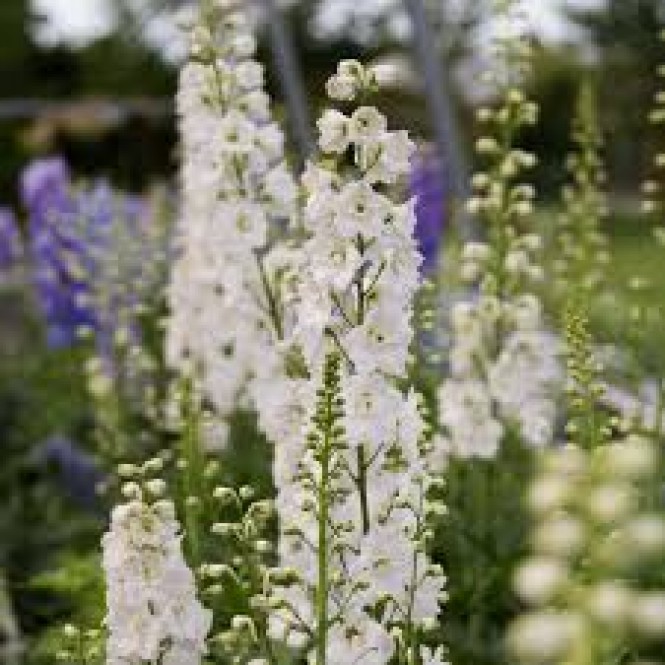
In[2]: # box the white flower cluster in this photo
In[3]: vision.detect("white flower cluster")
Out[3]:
[102,497,212,665]
[489,329,561,447]
[510,437,665,663]
[267,60,447,665]
[167,0,297,443]
[437,80,562,458]
[439,293,561,458]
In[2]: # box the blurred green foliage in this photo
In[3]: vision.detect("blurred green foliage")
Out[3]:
[434,432,536,665]
[0,287,102,658]
[568,0,665,190]
[1,0,663,199]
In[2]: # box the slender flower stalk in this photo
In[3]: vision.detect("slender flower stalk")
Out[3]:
[311,353,346,665]
[436,0,562,458]
[549,85,610,312]
[637,28,665,436]
[562,305,611,451]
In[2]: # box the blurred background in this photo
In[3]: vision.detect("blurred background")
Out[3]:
[1,0,664,200]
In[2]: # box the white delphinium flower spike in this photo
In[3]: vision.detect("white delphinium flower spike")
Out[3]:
[269,60,447,665]
[437,3,562,459]
[103,495,212,665]
[168,0,297,446]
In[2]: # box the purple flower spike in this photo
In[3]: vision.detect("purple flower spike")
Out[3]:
[410,147,447,273]
[20,156,171,355]
[21,157,96,348]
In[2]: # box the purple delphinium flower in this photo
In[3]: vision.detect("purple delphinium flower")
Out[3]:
[21,158,96,347]
[0,207,22,271]
[19,157,163,352]
[410,147,447,273]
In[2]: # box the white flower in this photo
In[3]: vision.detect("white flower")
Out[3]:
[344,306,411,376]
[504,249,530,274]
[509,611,583,663]
[236,60,264,89]
[527,476,572,514]
[604,436,658,479]
[508,293,542,330]
[632,593,665,637]
[438,379,504,458]
[623,514,665,557]
[264,163,298,216]
[348,106,387,145]
[103,500,212,665]
[240,90,271,122]
[586,483,635,524]
[586,582,633,627]
[335,181,391,239]
[488,330,561,448]
[317,109,350,154]
[231,32,256,58]
[462,242,490,262]
[364,130,414,185]
[222,201,268,247]
[514,557,568,605]
[216,109,256,154]
[326,74,357,101]
[533,515,585,557]
[343,374,404,456]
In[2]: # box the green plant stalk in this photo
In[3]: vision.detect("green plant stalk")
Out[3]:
[255,251,284,341]
[404,480,425,665]
[316,407,332,665]
[180,377,205,565]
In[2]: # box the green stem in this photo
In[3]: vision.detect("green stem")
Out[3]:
[255,252,284,341]
[324,327,355,371]
[404,480,425,665]
[180,378,205,565]
[316,421,331,665]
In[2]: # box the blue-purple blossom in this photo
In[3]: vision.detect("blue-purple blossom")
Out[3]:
[21,158,96,347]
[0,207,22,271]
[410,148,447,273]
[20,157,169,351]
